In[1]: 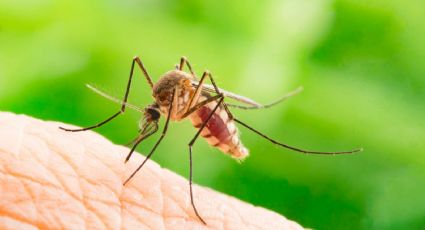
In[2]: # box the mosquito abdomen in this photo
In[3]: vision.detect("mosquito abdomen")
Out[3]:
[190,98,249,159]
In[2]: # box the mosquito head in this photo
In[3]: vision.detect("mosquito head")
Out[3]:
[123,103,161,164]
[134,103,160,146]
[143,103,161,124]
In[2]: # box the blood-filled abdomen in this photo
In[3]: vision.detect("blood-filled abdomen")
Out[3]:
[189,99,248,159]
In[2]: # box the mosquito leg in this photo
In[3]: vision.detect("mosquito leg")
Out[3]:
[124,123,158,163]
[124,131,142,147]
[181,71,209,116]
[170,87,180,119]
[123,89,176,185]
[183,70,234,121]
[59,111,122,132]
[180,94,223,119]
[234,118,363,154]
[59,56,154,132]
[187,96,225,225]
[226,86,303,110]
[179,70,227,120]
[199,71,235,120]
[174,57,205,117]
[179,56,196,78]
[124,135,145,163]
[134,56,154,88]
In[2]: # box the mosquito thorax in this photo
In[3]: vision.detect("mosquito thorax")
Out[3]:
[152,70,194,107]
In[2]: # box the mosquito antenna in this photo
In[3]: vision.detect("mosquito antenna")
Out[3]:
[234,118,363,154]
[86,84,144,113]
[227,86,304,110]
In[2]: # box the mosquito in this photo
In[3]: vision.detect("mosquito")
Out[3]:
[59,56,362,225]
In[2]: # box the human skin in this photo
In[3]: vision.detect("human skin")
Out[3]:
[0,112,303,230]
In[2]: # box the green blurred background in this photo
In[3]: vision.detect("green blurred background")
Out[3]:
[1,0,424,229]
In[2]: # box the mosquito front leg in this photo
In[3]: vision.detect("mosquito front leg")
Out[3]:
[187,95,225,225]
[134,56,154,89]
[59,56,154,132]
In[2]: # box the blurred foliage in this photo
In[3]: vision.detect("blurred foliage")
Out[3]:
[1,0,425,229]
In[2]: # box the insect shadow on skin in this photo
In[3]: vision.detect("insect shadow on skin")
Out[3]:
[59,56,363,225]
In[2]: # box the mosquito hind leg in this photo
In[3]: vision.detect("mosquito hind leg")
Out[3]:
[202,73,362,155]
[233,118,362,154]
[220,106,362,154]
[59,56,154,132]
[187,95,225,225]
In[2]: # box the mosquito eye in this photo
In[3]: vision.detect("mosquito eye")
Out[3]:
[147,108,160,120]
[158,93,169,103]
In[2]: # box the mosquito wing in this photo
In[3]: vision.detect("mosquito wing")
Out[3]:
[191,81,262,107]
[191,81,303,110]
[86,84,144,113]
